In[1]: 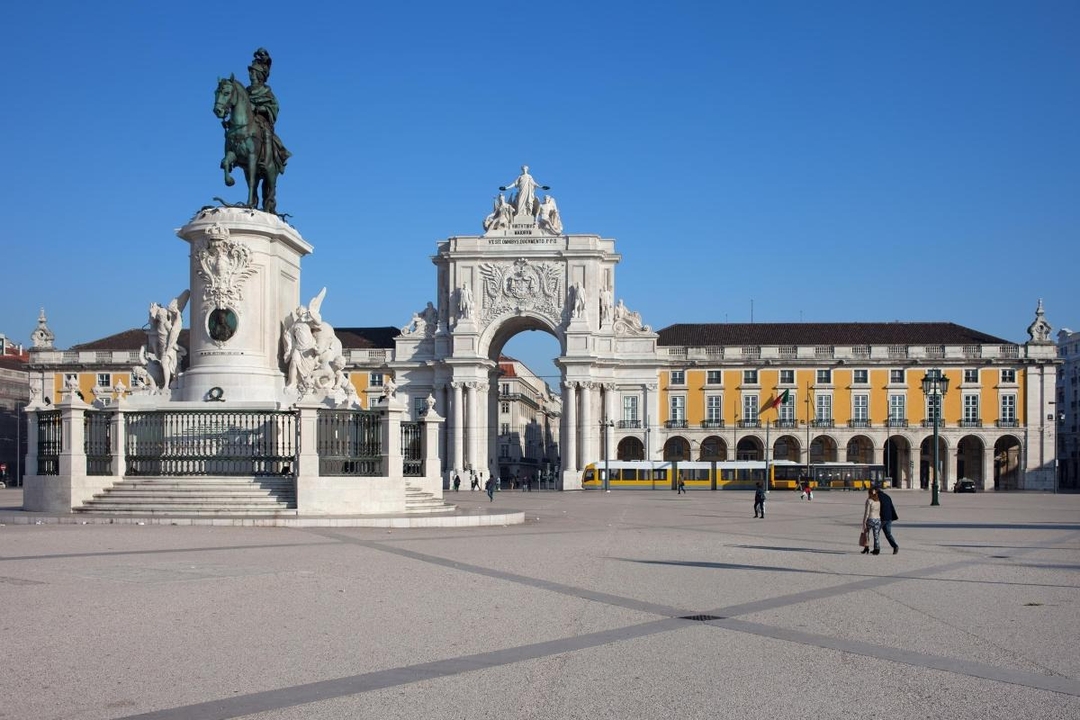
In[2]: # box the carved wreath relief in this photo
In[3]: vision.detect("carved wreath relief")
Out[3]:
[478,258,564,324]
[194,223,258,346]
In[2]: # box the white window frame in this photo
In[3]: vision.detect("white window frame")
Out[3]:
[779,369,795,385]
[853,369,868,385]
[706,395,723,422]
[816,369,832,385]
[623,395,639,423]
[926,394,943,423]
[963,394,979,423]
[888,394,906,421]
[853,394,869,421]
[670,395,686,422]
[369,372,384,387]
[1001,369,1016,384]
[670,370,686,385]
[816,393,833,421]
[963,369,979,384]
[96,373,111,388]
[890,369,905,384]
[706,370,722,385]
[743,370,758,385]
[743,394,759,423]
[1000,394,1017,423]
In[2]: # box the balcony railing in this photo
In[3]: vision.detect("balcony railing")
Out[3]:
[996,419,1019,428]
[811,419,835,428]
[776,419,799,429]
[847,419,872,429]
[700,420,725,429]
[960,420,983,428]
[921,419,945,428]
[737,419,761,429]
[886,418,909,428]
[664,420,688,429]
[618,419,642,429]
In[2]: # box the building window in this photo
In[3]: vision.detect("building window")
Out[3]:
[743,370,758,385]
[499,444,510,459]
[853,394,868,421]
[414,397,427,418]
[816,369,832,384]
[964,369,978,383]
[670,396,685,422]
[670,370,685,385]
[706,370,722,385]
[501,401,510,414]
[889,394,906,421]
[779,392,795,424]
[369,372,384,387]
[623,396,639,423]
[1001,369,1016,383]
[500,383,510,396]
[706,395,723,422]
[780,369,795,384]
[1000,394,1017,423]
[743,394,758,423]
[963,394,979,423]
[816,394,832,421]
[890,369,905,384]
[500,423,510,435]
[97,373,111,388]
[853,369,868,384]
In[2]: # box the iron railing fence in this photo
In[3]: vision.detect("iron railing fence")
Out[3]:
[125,410,297,477]
[401,422,423,477]
[37,410,62,476]
[317,409,383,476]
[84,410,113,476]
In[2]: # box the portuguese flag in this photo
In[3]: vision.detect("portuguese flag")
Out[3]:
[759,388,790,413]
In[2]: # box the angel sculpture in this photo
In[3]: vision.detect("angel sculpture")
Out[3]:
[146,290,190,391]
[282,287,346,394]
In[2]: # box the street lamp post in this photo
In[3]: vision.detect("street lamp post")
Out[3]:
[921,369,950,507]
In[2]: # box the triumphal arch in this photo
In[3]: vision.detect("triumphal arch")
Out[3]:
[391,166,659,490]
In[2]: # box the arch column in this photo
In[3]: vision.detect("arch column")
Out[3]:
[451,381,464,475]
[579,382,593,467]
[981,444,994,492]
[563,381,578,474]
[477,383,490,478]
[466,381,478,473]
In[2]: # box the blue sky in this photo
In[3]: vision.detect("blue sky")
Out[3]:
[1,1,1077,384]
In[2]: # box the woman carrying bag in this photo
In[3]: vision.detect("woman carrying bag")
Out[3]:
[861,487,882,555]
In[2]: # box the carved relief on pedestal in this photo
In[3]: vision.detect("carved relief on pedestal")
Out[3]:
[194,222,259,347]
[478,258,564,325]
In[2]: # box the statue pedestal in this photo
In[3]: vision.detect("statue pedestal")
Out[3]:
[175,207,313,403]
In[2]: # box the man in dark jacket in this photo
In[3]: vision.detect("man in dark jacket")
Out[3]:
[878,488,900,554]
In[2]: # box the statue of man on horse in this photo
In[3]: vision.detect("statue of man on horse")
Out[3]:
[214,48,291,214]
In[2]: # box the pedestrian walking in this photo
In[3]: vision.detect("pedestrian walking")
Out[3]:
[485,476,495,502]
[753,482,766,518]
[862,487,882,555]
[878,487,900,554]
[470,472,478,491]
[453,473,460,492]
[677,477,686,494]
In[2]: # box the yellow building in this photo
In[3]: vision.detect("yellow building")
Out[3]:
[644,322,1057,491]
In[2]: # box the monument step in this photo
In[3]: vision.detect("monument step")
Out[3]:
[75,505,296,516]
[86,492,290,503]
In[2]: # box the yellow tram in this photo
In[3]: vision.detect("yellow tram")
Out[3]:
[581,460,885,491]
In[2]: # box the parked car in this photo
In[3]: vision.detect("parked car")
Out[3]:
[954,479,977,493]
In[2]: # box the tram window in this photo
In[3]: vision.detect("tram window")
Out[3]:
[624,468,638,480]
[692,469,709,481]
[584,469,594,481]
[654,470,668,481]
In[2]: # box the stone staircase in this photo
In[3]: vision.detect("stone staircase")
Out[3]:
[403,481,456,514]
[75,476,296,517]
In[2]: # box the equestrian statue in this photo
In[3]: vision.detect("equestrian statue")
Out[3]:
[213,48,291,214]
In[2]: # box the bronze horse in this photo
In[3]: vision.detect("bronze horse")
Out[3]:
[213,75,286,214]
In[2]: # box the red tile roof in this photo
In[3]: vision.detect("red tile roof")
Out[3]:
[656,322,1012,347]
